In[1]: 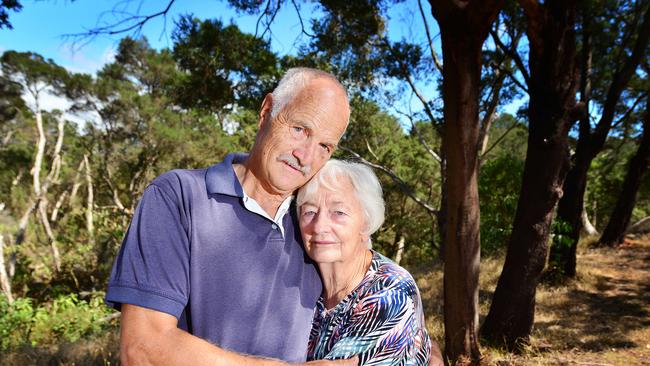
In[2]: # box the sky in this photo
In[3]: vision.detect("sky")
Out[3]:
[0,0,427,75]
[0,1,526,124]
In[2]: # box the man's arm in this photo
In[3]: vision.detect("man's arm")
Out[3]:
[120,304,357,366]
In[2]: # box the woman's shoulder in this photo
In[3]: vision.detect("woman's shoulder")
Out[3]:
[362,251,420,299]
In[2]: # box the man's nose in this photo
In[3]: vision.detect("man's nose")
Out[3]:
[293,138,317,166]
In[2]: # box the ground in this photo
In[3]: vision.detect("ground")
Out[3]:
[2,237,649,365]
[417,236,650,366]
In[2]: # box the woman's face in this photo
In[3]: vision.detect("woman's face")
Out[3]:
[299,177,369,264]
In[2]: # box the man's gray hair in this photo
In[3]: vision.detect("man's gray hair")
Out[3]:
[271,67,348,119]
[297,159,385,249]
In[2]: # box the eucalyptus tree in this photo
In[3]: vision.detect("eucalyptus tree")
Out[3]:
[481,0,583,349]
[547,0,650,278]
[1,51,71,272]
[599,92,650,246]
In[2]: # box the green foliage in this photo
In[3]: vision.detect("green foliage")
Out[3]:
[0,293,113,350]
[479,155,524,254]
[0,0,22,29]
[172,16,281,112]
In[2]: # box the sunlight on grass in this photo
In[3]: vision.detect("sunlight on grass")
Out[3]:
[414,236,650,365]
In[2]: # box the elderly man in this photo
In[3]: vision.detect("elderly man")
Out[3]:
[106,68,355,365]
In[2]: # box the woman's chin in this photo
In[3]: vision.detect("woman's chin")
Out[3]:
[308,248,342,264]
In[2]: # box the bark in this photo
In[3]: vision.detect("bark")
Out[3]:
[478,69,506,157]
[549,3,650,278]
[50,191,68,222]
[394,235,406,265]
[32,108,45,197]
[0,233,14,303]
[599,97,650,246]
[11,199,37,278]
[429,1,503,363]
[628,216,650,234]
[69,158,86,206]
[84,154,95,244]
[481,0,579,349]
[581,207,599,237]
[38,198,61,272]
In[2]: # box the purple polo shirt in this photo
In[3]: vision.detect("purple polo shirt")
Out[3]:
[105,153,322,362]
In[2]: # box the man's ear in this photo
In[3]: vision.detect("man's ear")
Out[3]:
[259,93,273,128]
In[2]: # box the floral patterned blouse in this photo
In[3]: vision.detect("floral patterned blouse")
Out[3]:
[307,250,431,365]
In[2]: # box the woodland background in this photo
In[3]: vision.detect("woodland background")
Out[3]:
[1,0,649,365]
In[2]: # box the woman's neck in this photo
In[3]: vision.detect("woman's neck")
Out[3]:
[319,248,372,310]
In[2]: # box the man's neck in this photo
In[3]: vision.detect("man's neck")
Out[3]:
[233,163,289,218]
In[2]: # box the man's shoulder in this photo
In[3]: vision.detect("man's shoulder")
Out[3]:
[150,168,209,193]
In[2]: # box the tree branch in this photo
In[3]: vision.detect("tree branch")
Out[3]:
[489,27,530,85]
[417,0,443,73]
[339,146,438,215]
[63,0,177,49]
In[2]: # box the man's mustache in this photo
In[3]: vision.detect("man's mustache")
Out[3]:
[277,154,311,176]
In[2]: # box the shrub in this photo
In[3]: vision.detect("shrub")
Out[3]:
[0,292,115,350]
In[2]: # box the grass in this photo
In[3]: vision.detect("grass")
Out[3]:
[413,235,650,366]
[2,237,649,365]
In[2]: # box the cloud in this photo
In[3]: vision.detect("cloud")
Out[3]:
[57,43,116,75]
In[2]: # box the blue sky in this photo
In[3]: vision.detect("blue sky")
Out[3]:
[0,0,427,75]
[0,1,452,123]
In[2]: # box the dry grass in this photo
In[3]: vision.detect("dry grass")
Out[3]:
[413,236,650,366]
[0,330,120,366]
[3,238,649,365]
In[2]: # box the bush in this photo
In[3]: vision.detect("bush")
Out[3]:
[0,292,115,350]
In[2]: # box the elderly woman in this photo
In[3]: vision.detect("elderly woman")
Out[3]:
[297,159,433,365]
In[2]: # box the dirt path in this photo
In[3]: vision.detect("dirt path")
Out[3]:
[523,239,650,365]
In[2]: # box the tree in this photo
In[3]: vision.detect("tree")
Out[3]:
[0,0,22,29]
[599,92,650,246]
[171,16,281,115]
[481,0,581,349]
[1,51,70,272]
[428,1,503,363]
[548,0,650,278]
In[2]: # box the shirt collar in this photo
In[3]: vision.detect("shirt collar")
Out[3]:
[205,153,248,197]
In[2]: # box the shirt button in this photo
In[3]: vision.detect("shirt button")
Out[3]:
[271,224,278,230]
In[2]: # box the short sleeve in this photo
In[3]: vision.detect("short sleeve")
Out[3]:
[324,285,431,365]
[105,180,191,318]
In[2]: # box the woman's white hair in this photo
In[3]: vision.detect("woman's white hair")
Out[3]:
[271,67,348,119]
[296,159,385,248]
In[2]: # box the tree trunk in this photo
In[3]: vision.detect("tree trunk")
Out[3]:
[430,1,502,363]
[548,162,588,277]
[38,198,61,272]
[581,206,598,237]
[481,0,579,349]
[0,233,14,303]
[394,235,405,265]
[84,154,95,244]
[548,3,650,278]
[11,199,36,278]
[599,97,650,246]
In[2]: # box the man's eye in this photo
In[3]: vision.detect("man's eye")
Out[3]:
[333,210,346,216]
[320,144,331,153]
[292,126,304,134]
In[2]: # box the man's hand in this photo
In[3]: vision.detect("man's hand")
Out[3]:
[304,357,358,366]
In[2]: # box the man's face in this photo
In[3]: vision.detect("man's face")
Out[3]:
[252,78,349,196]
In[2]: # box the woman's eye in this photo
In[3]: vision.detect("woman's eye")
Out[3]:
[302,210,316,217]
[333,211,346,216]
[292,126,304,134]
